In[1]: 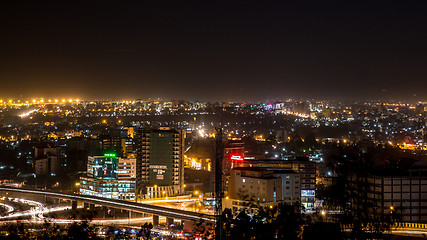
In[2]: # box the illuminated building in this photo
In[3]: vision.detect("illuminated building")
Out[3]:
[87,155,118,179]
[184,156,211,171]
[184,138,214,171]
[225,167,300,214]
[224,140,244,174]
[135,127,185,199]
[118,157,136,179]
[79,177,135,200]
[79,154,135,200]
[102,136,136,158]
[123,127,135,138]
[234,157,316,209]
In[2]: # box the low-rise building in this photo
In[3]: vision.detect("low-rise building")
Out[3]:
[234,157,316,209]
[80,154,136,200]
[35,156,58,176]
[225,167,300,214]
[347,168,427,222]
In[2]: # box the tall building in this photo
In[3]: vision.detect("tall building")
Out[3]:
[136,127,185,199]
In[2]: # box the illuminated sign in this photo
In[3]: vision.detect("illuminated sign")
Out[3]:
[301,190,315,197]
[149,165,167,169]
[230,154,244,161]
[104,153,116,157]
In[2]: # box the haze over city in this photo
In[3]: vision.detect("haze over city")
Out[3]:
[0,1,427,101]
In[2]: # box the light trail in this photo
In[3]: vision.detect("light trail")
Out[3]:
[0,216,153,225]
[19,109,37,118]
[0,203,14,213]
[140,198,198,204]
[0,206,72,220]
[0,187,215,223]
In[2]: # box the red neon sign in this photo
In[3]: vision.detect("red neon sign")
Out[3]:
[230,154,244,161]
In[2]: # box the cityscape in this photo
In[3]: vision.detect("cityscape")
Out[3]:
[1,1,427,240]
[0,99,426,239]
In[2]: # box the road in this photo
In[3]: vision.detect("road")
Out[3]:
[0,187,215,223]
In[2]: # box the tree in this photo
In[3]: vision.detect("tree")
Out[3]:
[139,222,153,239]
[275,203,303,240]
[221,203,303,240]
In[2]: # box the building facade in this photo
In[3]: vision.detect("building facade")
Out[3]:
[347,169,427,223]
[35,156,58,176]
[135,127,185,199]
[234,158,316,209]
[80,154,136,200]
[225,167,300,214]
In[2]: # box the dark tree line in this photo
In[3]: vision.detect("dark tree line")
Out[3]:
[220,203,304,240]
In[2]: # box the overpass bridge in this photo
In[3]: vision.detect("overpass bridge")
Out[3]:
[0,187,215,228]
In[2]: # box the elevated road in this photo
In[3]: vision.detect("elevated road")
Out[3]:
[0,187,215,223]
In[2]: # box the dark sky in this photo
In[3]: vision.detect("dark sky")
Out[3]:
[0,1,427,102]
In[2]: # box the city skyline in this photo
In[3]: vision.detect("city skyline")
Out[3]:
[0,1,426,101]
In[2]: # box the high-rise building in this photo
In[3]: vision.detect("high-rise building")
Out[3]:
[135,127,185,199]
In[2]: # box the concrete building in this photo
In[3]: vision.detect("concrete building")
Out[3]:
[35,147,62,160]
[273,170,301,204]
[118,157,136,179]
[234,158,316,209]
[35,156,58,176]
[225,167,300,214]
[34,146,65,175]
[136,127,185,199]
[348,169,427,223]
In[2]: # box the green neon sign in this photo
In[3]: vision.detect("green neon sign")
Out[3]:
[104,153,116,157]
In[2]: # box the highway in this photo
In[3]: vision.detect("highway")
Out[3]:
[0,187,215,224]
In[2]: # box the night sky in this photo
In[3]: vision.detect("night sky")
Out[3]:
[0,1,426,102]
